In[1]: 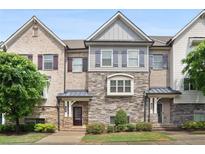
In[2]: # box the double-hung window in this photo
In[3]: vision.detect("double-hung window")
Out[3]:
[72,58,83,72]
[184,78,196,91]
[152,54,163,69]
[128,49,139,67]
[101,50,112,67]
[43,55,54,70]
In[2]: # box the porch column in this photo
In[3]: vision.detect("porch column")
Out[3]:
[154,98,157,114]
[64,101,68,117]
[68,101,76,117]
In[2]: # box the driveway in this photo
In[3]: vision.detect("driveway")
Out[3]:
[35,131,85,145]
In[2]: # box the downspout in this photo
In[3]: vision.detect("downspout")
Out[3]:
[57,97,60,131]
[64,46,68,93]
[144,92,147,122]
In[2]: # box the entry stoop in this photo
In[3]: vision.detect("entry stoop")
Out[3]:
[61,126,86,132]
[152,123,180,131]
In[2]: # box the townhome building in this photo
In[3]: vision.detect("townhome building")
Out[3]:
[1,10,205,130]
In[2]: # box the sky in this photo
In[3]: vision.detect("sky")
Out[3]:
[0,9,202,41]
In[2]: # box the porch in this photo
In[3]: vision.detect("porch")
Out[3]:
[144,87,181,127]
[56,90,92,130]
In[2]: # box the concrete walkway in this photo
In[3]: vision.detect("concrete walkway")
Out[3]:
[35,130,205,145]
[35,131,85,145]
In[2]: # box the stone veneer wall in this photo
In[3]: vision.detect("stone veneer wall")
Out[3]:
[171,104,205,125]
[87,72,149,124]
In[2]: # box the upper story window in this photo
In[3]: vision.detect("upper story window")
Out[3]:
[150,54,168,70]
[127,49,139,67]
[101,50,113,67]
[72,58,83,72]
[43,55,54,70]
[153,54,163,69]
[38,54,58,71]
[107,74,134,96]
[184,78,196,91]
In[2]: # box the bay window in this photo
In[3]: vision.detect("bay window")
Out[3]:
[101,50,113,67]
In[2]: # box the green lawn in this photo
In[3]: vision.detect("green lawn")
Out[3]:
[82,132,174,143]
[0,133,49,144]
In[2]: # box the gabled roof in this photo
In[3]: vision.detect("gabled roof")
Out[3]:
[167,10,205,45]
[86,11,153,42]
[1,16,66,49]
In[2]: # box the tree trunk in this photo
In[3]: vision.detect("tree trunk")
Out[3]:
[15,117,20,134]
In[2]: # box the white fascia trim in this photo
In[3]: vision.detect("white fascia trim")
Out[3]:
[2,16,66,48]
[169,10,205,44]
[87,12,152,42]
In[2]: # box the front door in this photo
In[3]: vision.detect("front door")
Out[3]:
[157,103,163,123]
[73,107,82,126]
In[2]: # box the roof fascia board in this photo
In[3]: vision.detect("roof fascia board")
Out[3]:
[168,10,205,45]
[87,11,152,42]
[2,16,66,48]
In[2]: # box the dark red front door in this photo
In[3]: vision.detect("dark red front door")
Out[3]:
[73,107,82,126]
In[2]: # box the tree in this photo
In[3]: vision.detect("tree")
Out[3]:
[182,40,205,95]
[0,51,47,133]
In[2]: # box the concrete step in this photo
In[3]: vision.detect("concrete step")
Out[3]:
[61,126,86,132]
[152,123,180,131]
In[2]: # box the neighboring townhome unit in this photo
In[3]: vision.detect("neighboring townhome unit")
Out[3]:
[1,10,205,130]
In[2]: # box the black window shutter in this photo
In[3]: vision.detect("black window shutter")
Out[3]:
[139,49,145,67]
[67,57,72,72]
[95,50,101,67]
[53,54,58,70]
[149,55,153,69]
[83,58,88,72]
[163,54,168,69]
[113,50,118,67]
[122,50,127,67]
[38,54,43,70]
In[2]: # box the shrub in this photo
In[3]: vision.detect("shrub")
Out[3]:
[115,124,126,132]
[182,121,205,130]
[136,122,152,131]
[19,124,35,132]
[34,123,56,133]
[107,125,115,133]
[86,123,105,134]
[115,109,128,126]
[0,125,15,133]
[126,124,136,132]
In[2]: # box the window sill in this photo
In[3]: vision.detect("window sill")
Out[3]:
[107,93,134,97]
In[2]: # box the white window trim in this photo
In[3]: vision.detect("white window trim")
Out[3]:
[100,49,113,67]
[72,58,83,73]
[43,55,54,71]
[107,74,134,96]
[183,78,197,91]
[127,49,140,67]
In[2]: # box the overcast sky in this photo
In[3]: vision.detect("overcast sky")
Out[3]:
[0,9,201,41]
